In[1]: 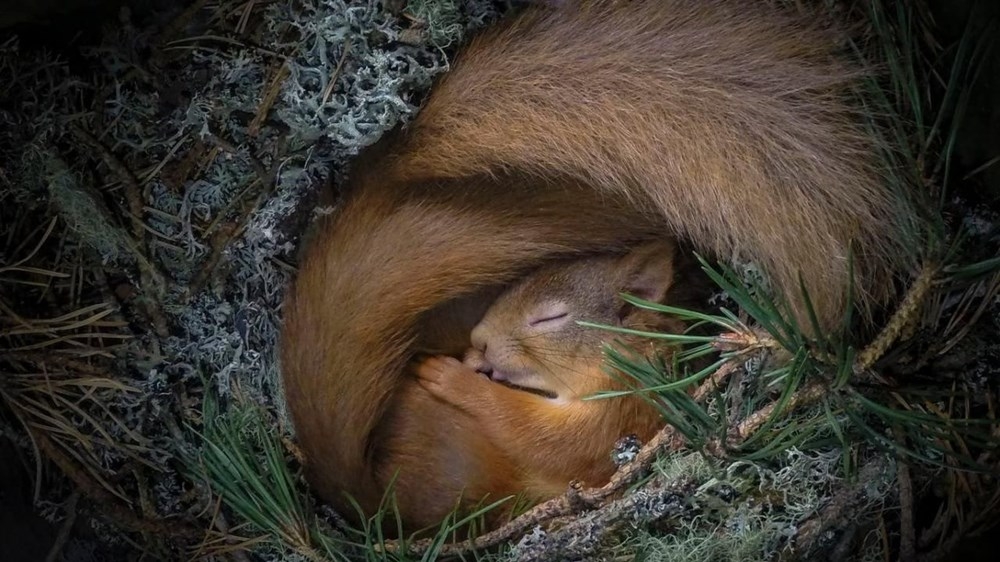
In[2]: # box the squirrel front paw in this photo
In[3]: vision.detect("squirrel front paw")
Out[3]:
[414,355,487,411]
[462,348,492,374]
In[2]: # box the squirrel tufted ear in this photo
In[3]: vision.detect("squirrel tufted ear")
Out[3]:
[619,240,677,305]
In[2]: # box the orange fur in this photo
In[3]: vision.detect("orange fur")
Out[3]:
[416,241,690,500]
[281,0,914,534]
[365,0,909,326]
[283,177,663,529]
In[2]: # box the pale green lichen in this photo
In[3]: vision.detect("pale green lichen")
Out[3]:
[629,450,895,562]
[42,153,135,264]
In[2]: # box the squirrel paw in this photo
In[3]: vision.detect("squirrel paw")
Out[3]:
[415,355,485,409]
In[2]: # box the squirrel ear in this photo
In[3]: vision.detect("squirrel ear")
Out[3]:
[619,240,677,305]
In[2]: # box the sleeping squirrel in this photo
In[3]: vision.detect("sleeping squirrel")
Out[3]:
[418,240,704,510]
[281,0,918,532]
[386,240,701,529]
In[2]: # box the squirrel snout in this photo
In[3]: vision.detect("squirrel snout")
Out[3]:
[463,348,494,376]
[469,323,488,353]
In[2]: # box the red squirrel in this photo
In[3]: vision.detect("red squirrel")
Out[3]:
[382,239,695,530]
[281,0,916,532]
[416,241,695,499]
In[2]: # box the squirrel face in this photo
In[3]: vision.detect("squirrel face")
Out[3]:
[465,240,681,402]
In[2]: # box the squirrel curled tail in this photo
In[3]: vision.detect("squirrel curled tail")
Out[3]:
[283,177,664,527]
[370,0,913,326]
[281,0,917,531]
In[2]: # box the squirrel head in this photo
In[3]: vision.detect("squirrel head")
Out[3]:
[465,239,685,401]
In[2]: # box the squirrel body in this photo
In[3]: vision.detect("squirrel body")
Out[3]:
[417,240,692,491]
[399,240,689,529]
[283,176,665,529]
[281,0,915,532]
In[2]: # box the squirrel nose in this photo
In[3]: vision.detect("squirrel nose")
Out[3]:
[470,322,488,351]
[462,348,493,376]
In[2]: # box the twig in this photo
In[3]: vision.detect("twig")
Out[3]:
[249,62,290,137]
[318,40,352,109]
[31,430,201,541]
[704,379,828,457]
[67,124,171,337]
[896,442,916,562]
[514,475,699,562]
[192,496,254,562]
[235,0,257,35]
[855,262,937,373]
[163,34,287,60]
[44,491,79,562]
[713,328,783,354]
[691,359,738,401]
[734,379,827,439]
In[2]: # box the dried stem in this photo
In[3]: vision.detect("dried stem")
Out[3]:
[855,263,938,373]
[67,123,170,337]
[31,430,201,541]
[249,62,291,136]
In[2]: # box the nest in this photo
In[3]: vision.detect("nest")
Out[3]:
[1,0,998,560]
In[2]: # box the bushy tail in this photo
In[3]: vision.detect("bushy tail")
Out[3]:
[373,0,913,329]
[280,176,661,512]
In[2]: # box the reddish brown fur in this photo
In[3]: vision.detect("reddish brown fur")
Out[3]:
[416,241,688,499]
[282,177,664,528]
[281,0,913,534]
[366,0,908,326]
